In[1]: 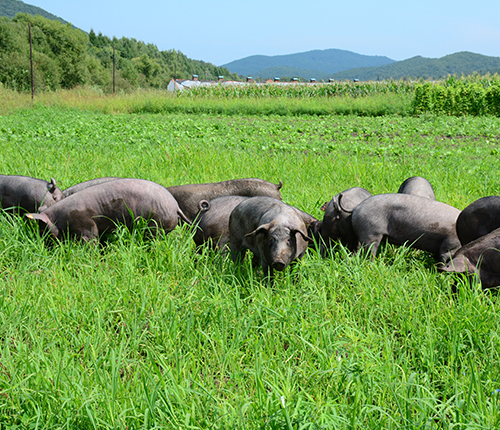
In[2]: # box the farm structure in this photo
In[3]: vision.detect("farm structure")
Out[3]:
[167,76,341,91]
[167,77,244,92]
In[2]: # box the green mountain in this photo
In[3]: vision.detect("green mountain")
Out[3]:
[222,49,395,78]
[0,0,68,24]
[330,52,500,81]
[253,66,334,81]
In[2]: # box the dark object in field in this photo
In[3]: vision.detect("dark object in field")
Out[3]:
[167,178,283,222]
[351,193,461,263]
[439,227,500,289]
[193,196,249,251]
[0,175,63,213]
[26,178,190,241]
[319,187,372,252]
[62,177,122,197]
[456,196,500,246]
[229,196,313,280]
[397,176,436,200]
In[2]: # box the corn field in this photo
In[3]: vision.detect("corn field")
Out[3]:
[177,80,416,99]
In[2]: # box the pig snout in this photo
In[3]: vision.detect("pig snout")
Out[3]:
[272,259,286,271]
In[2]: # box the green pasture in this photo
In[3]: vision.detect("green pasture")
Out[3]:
[0,104,500,429]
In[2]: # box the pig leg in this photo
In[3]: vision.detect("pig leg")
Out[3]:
[230,242,247,264]
[438,238,460,264]
[78,219,99,242]
[261,260,275,284]
[356,232,382,258]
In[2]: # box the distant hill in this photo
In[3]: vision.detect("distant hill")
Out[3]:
[222,49,395,79]
[330,52,500,81]
[0,0,69,24]
[253,66,335,81]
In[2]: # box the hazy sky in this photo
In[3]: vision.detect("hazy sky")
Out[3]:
[26,0,500,66]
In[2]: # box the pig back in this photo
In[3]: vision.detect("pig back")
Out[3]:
[456,196,500,246]
[397,176,436,200]
[167,178,283,221]
[63,177,122,197]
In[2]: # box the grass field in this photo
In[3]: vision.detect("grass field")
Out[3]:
[0,92,500,429]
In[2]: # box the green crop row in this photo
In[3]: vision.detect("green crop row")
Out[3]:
[178,80,415,99]
[412,76,500,116]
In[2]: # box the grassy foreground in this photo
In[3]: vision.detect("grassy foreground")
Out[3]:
[0,105,500,428]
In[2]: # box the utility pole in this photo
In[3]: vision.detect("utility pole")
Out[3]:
[29,23,34,101]
[113,44,116,94]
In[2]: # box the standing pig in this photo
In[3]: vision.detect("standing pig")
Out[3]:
[439,227,500,289]
[319,187,372,252]
[397,176,436,200]
[229,196,313,280]
[167,178,283,221]
[193,195,249,251]
[26,179,190,242]
[0,175,63,213]
[455,196,500,246]
[351,193,461,263]
[194,195,318,253]
[63,177,122,197]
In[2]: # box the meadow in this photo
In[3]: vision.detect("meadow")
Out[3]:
[1,90,500,429]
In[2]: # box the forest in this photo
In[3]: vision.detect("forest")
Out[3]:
[0,13,241,92]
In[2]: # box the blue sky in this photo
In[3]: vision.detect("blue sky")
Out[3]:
[27,0,500,66]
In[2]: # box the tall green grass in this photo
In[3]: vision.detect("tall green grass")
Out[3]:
[0,107,499,428]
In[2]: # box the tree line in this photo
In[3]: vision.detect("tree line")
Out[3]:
[0,13,241,93]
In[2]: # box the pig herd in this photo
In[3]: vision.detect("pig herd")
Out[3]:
[1,174,499,289]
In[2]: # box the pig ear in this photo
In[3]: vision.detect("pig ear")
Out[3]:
[245,223,271,238]
[26,212,51,224]
[48,178,57,191]
[26,212,60,238]
[338,193,356,213]
[48,178,63,202]
[330,196,341,213]
[292,229,314,243]
[440,254,470,273]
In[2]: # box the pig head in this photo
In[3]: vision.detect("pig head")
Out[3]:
[439,227,500,289]
[0,175,63,213]
[320,187,372,253]
[229,196,313,280]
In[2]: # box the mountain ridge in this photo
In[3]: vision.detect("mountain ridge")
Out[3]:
[223,50,500,81]
[222,48,395,77]
[329,51,500,80]
[0,0,69,24]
